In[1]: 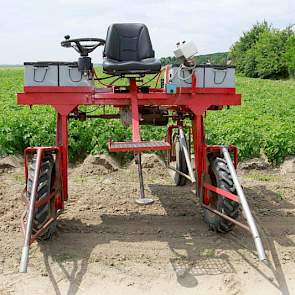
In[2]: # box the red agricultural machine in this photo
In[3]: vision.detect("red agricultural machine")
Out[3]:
[17,23,266,272]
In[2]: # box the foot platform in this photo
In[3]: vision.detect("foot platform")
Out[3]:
[108,140,171,152]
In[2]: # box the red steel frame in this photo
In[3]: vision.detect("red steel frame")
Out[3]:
[17,79,241,239]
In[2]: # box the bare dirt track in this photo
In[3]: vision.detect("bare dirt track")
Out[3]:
[0,154,295,295]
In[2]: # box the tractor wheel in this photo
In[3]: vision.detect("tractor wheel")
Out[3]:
[172,131,188,186]
[203,157,240,233]
[26,152,56,240]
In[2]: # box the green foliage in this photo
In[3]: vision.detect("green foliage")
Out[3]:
[205,77,295,164]
[230,21,294,79]
[284,35,295,77]
[160,56,177,66]
[195,52,229,65]
[242,47,258,77]
[253,29,291,79]
[230,21,271,77]
[0,68,163,162]
[1,68,295,164]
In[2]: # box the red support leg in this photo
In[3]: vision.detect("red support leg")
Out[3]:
[192,115,205,199]
[54,104,76,202]
[233,146,238,169]
[130,79,141,142]
[56,113,69,201]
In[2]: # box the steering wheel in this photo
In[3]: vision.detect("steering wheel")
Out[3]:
[61,35,105,56]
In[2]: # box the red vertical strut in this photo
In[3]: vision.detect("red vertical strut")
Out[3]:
[130,79,141,142]
[56,113,69,201]
[192,115,205,199]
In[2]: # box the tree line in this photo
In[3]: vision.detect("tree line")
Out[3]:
[160,52,229,67]
[160,21,295,79]
[230,21,295,79]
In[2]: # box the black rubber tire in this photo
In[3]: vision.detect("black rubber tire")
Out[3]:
[172,132,188,186]
[26,152,56,240]
[203,157,240,233]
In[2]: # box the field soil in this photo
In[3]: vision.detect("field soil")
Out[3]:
[0,154,295,295]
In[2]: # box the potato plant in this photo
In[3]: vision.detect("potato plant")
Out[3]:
[0,68,294,164]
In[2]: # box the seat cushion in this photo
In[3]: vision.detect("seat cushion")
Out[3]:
[103,57,161,75]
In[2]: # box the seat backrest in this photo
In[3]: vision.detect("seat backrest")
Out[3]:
[103,23,155,62]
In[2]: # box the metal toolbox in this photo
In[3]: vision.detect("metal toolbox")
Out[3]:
[24,62,93,87]
[165,64,235,88]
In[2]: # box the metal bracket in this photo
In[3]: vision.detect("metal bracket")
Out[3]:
[19,149,43,273]
[221,146,266,261]
[178,127,196,183]
[167,126,196,184]
[135,153,154,205]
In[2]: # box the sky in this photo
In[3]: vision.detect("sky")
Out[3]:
[0,0,294,64]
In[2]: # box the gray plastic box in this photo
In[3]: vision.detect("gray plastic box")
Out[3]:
[202,65,235,88]
[24,62,59,86]
[165,64,235,88]
[59,63,94,87]
[24,62,93,87]
[165,65,204,88]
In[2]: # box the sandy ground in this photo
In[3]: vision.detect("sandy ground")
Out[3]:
[0,154,295,295]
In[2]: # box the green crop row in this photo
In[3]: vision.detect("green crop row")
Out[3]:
[0,68,294,164]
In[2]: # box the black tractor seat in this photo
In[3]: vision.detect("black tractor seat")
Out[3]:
[102,23,161,76]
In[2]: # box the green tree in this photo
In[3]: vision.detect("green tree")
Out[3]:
[230,21,271,76]
[253,28,292,79]
[284,34,295,77]
[160,52,229,66]
[195,52,229,65]
[242,47,258,78]
[160,56,177,66]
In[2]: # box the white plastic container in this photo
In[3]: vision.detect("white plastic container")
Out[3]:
[173,41,198,59]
